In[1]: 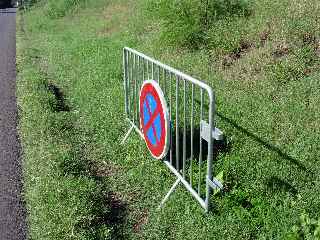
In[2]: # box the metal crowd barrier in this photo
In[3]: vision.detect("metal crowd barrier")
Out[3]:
[122,47,223,212]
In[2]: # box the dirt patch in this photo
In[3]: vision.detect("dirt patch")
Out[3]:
[259,29,271,46]
[222,39,254,67]
[272,42,290,58]
[99,25,119,36]
[99,2,131,36]
[303,32,317,45]
[302,32,320,57]
[133,209,149,233]
[103,3,130,21]
[107,192,127,225]
[300,32,320,76]
[93,160,121,177]
[76,191,128,239]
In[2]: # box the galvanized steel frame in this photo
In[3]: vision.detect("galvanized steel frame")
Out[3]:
[122,47,223,212]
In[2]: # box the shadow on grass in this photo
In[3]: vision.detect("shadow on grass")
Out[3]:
[215,111,311,174]
[75,186,128,240]
[265,176,298,196]
[105,192,128,239]
[59,141,129,240]
[42,81,129,239]
[193,99,310,174]
[165,126,231,171]
[46,83,71,112]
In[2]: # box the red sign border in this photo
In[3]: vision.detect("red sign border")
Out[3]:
[139,80,169,159]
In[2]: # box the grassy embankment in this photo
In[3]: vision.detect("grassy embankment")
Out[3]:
[17,0,320,239]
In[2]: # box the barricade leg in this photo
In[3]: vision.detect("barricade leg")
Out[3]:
[121,119,144,144]
[158,179,181,209]
[121,124,134,144]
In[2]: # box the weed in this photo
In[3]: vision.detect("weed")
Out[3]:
[287,213,320,240]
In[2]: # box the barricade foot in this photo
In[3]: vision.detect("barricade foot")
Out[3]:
[121,125,134,144]
[158,179,181,210]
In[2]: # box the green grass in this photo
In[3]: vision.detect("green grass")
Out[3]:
[17,0,320,239]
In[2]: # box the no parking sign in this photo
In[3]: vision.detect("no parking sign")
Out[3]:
[139,80,170,159]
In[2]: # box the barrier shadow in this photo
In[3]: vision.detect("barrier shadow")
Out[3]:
[165,126,231,171]
[265,176,298,196]
[215,111,311,174]
[192,99,310,175]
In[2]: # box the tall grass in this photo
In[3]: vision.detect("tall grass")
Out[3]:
[147,0,252,48]
[44,0,87,18]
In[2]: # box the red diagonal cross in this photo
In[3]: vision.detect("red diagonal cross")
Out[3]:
[143,97,161,145]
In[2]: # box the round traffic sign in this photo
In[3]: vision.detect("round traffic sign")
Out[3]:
[139,80,170,159]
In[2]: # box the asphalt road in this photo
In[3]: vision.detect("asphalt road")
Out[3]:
[0,7,27,240]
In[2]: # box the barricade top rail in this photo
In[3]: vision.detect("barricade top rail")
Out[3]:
[124,47,214,100]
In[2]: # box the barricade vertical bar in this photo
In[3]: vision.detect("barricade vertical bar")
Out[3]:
[198,89,204,195]
[132,55,137,124]
[129,52,132,119]
[175,75,180,171]
[136,55,139,123]
[132,53,136,122]
[129,52,132,121]
[133,55,139,124]
[163,68,167,95]
[183,79,187,178]
[152,63,154,80]
[127,51,131,119]
[131,52,135,121]
[136,55,141,123]
[123,49,128,116]
[137,56,140,89]
[190,84,194,186]
[142,57,145,83]
[157,66,160,84]
[205,90,215,212]
[169,72,173,165]
[139,57,142,118]
[147,60,150,79]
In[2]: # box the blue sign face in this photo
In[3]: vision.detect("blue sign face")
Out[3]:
[140,80,169,159]
[143,94,162,146]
